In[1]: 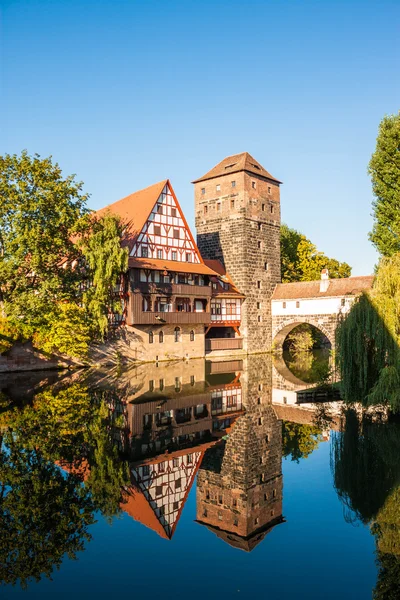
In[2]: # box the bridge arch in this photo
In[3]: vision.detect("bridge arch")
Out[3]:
[272,317,335,353]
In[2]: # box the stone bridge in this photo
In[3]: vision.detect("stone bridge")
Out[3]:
[270,272,374,352]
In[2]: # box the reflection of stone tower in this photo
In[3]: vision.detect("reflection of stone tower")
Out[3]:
[196,356,284,551]
[193,153,281,353]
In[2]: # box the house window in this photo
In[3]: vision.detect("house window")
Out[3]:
[341,298,346,306]
[159,331,164,343]
[186,253,192,262]
[173,501,179,510]
[252,181,256,189]
[216,184,220,192]
[157,204,163,214]
[172,251,177,261]
[175,478,181,489]
[173,458,179,467]
[141,246,148,258]
[154,225,161,236]
[156,485,162,496]
[142,465,150,477]
[149,380,154,392]
[173,228,180,239]
[157,249,163,259]
[283,396,287,404]
[201,188,205,195]
[149,331,154,344]
[296,301,300,308]
[231,199,235,209]
[204,205,208,215]
[174,327,181,342]
[190,330,195,342]
[257,281,261,289]
[171,207,177,217]
[159,378,164,390]
[283,302,286,309]
[175,377,181,392]
[231,181,236,187]
[158,462,165,473]
[187,454,193,465]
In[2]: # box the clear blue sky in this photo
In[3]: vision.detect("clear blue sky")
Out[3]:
[1,0,399,274]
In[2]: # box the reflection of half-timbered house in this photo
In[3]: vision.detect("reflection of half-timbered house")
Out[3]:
[96,180,243,362]
[120,359,244,539]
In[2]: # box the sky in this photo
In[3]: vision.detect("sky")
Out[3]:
[1,0,399,275]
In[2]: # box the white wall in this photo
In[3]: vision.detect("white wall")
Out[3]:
[271,296,354,316]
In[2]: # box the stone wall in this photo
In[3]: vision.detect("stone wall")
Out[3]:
[272,313,337,351]
[0,341,82,373]
[195,171,281,354]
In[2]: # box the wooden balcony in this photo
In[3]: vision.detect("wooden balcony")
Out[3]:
[205,338,243,352]
[134,282,212,297]
[131,309,211,325]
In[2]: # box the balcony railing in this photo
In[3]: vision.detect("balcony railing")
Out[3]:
[132,310,211,325]
[205,338,243,351]
[134,282,212,297]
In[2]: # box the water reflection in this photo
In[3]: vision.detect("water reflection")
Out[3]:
[1,355,396,597]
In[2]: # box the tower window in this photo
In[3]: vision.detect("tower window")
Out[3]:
[258,222,262,230]
[268,186,271,194]
[204,205,208,215]
[201,188,205,195]
[216,184,220,192]
[216,202,221,211]
[262,204,265,211]
[190,330,195,341]
[266,434,270,443]
[159,331,164,343]
[231,199,235,209]
[232,181,236,187]
[174,327,181,342]
[258,241,262,249]
[258,315,262,323]
[149,379,154,391]
[257,281,261,289]
[257,302,261,309]
[252,181,256,189]
[265,262,269,271]
[171,207,177,218]
[270,205,274,214]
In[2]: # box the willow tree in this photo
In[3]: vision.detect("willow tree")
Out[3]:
[79,213,128,340]
[336,254,400,410]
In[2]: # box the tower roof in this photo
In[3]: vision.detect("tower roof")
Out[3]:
[192,152,281,184]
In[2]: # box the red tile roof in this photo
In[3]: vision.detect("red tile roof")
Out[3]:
[192,152,281,184]
[272,276,374,300]
[128,257,219,276]
[203,259,244,297]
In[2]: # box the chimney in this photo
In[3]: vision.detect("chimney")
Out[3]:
[320,269,329,293]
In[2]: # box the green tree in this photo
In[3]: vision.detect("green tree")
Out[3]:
[79,212,128,340]
[336,254,400,410]
[280,224,351,282]
[369,112,400,257]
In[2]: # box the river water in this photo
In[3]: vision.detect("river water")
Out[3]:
[0,354,398,599]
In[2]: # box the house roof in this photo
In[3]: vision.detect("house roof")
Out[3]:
[121,486,171,539]
[192,152,281,184]
[203,259,244,297]
[272,275,374,301]
[96,180,167,250]
[128,256,219,276]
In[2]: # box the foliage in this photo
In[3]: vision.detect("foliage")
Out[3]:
[0,435,95,589]
[0,316,21,354]
[32,303,91,359]
[0,151,88,328]
[285,324,314,354]
[0,151,129,356]
[336,254,400,410]
[369,112,400,257]
[282,421,323,462]
[374,552,400,600]
[280,224,351,282]
[79,212,128,340]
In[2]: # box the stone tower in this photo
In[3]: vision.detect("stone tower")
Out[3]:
[193,152,281,353]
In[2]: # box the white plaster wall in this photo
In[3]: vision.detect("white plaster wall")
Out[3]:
[272,389,298,405]
[271,296,354,316]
